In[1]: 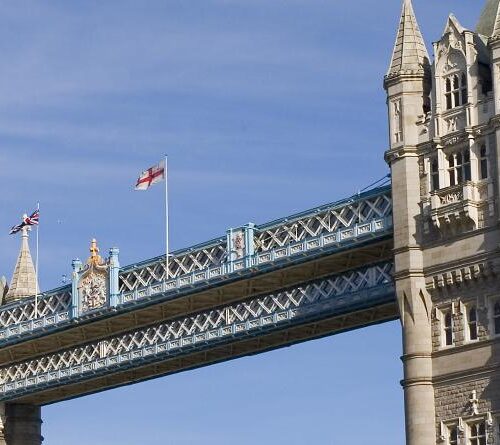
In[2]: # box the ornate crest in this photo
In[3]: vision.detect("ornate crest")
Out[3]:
[78,239,109,312]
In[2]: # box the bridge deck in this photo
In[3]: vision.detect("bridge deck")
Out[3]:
[0,186,395,404]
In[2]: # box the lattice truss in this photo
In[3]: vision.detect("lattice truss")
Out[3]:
[119,242,227,293]
[0,263,393,386]
[0,288,71,328]
[254,190,392,252]
[118,189,392,293]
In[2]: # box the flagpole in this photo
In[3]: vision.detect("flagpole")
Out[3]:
[165,155,169,281]
[35,202,40,319]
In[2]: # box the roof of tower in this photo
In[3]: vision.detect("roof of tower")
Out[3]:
[477,0,500,37]
[5,227,38,303]
[386,0,430,79]
[446,14,467,35]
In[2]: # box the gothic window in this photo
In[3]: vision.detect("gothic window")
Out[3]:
[393,100,403,143]
[431,158,440,191]
[444,311,454,346]
[480,145,488,180]
[448,149,471,186]
[493,300,500,335]
[449,425,458,445]
[467,306,478,341]
[469,421,486,445]
[445,73,468,110]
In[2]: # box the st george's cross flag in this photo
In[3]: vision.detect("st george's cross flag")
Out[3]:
[135,160,166,190]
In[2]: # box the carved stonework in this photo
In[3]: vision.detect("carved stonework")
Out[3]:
[425,260,498,290]
[443,134,467,146]
[232,230,245,259]
[440,190,463,205]
[78,239,109,312]
[80,271,107,312]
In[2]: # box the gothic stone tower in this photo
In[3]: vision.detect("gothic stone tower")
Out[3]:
[385,1,500,444]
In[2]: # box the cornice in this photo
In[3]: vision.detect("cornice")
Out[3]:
[384,146,419,164]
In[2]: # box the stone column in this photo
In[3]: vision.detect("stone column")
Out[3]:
[0,404,43,445]
[390,153,436,445]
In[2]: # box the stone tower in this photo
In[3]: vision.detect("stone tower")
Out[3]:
[5,226,38,304]
[385,0,500,444]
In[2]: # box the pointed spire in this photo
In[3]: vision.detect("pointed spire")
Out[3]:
[476,0,500,38]
[5,225,38,304]
[386,0,430,79]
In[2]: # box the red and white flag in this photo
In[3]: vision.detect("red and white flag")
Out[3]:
[135,160,166,190]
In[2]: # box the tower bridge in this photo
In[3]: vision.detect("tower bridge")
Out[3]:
[3,0,500,444]
[0,186,394,404]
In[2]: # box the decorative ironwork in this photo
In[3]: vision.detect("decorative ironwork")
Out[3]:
[118,240,227,292]
[119,187,392,292]
[254,188,391,252]
[0,186,392,344]
[0,262,394,399]
[0,287,71,340]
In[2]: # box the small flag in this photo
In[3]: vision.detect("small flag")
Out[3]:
[135,160,166,190]
[9,223,25,235]
[9,208,40,235]
[24,209,40,226]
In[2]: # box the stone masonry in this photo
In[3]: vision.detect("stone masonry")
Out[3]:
[385,0,500,444]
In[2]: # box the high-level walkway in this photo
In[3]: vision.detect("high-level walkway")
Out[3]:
[0,185,395,405]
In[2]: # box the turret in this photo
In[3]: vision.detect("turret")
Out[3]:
[384,0,431,149]
[5,225,38,304]
[479,0,500,114]
[384,3,436,445]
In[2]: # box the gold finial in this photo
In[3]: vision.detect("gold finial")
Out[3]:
[88,238,103,266]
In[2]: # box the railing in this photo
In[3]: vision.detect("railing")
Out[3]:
[119,239,227,293]
[120,217,391,305]
[119,185,392,292]
[0,186,392,344]
[0,262,395,400]
[0,286,71,341]
[254,187,391,252]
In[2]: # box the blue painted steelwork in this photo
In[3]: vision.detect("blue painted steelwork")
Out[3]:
[109,248,120,308]
[0,186,392,347]
[0,262,395,402]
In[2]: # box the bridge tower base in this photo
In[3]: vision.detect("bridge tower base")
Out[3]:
[0,404,43,445]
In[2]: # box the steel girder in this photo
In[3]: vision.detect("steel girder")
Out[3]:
[0,186,391,346]
[0,262,396,405]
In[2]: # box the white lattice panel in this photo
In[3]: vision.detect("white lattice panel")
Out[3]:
[0,262,393,390]
[0,288,71,330]
[118,188,392,293]
[119,242,227,292]
[254,190,392,252]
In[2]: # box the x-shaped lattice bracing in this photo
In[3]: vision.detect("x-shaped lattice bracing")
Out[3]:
[0,262,393,388]
[119,244,227,292]
[0,290,71,328]
[254,191,392,252]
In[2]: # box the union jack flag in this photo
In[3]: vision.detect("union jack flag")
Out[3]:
[9,223,24,235]
[9,209,40,235]
[24,209,40,226]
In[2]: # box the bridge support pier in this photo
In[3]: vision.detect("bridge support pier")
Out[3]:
[0,404,43,445]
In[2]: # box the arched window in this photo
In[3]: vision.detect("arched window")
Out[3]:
[461,73,468,104]
[468,306,478,341]
[431,158,439,191]
[469,422,486,445]
[445,73,468,110]
[494,301,500,335]
[449,426,458,445]
[448,149,471,186]
[480,145,488,180]
[444,312,453,346]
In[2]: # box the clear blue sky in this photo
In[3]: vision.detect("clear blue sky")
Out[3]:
[0,1,482,443]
